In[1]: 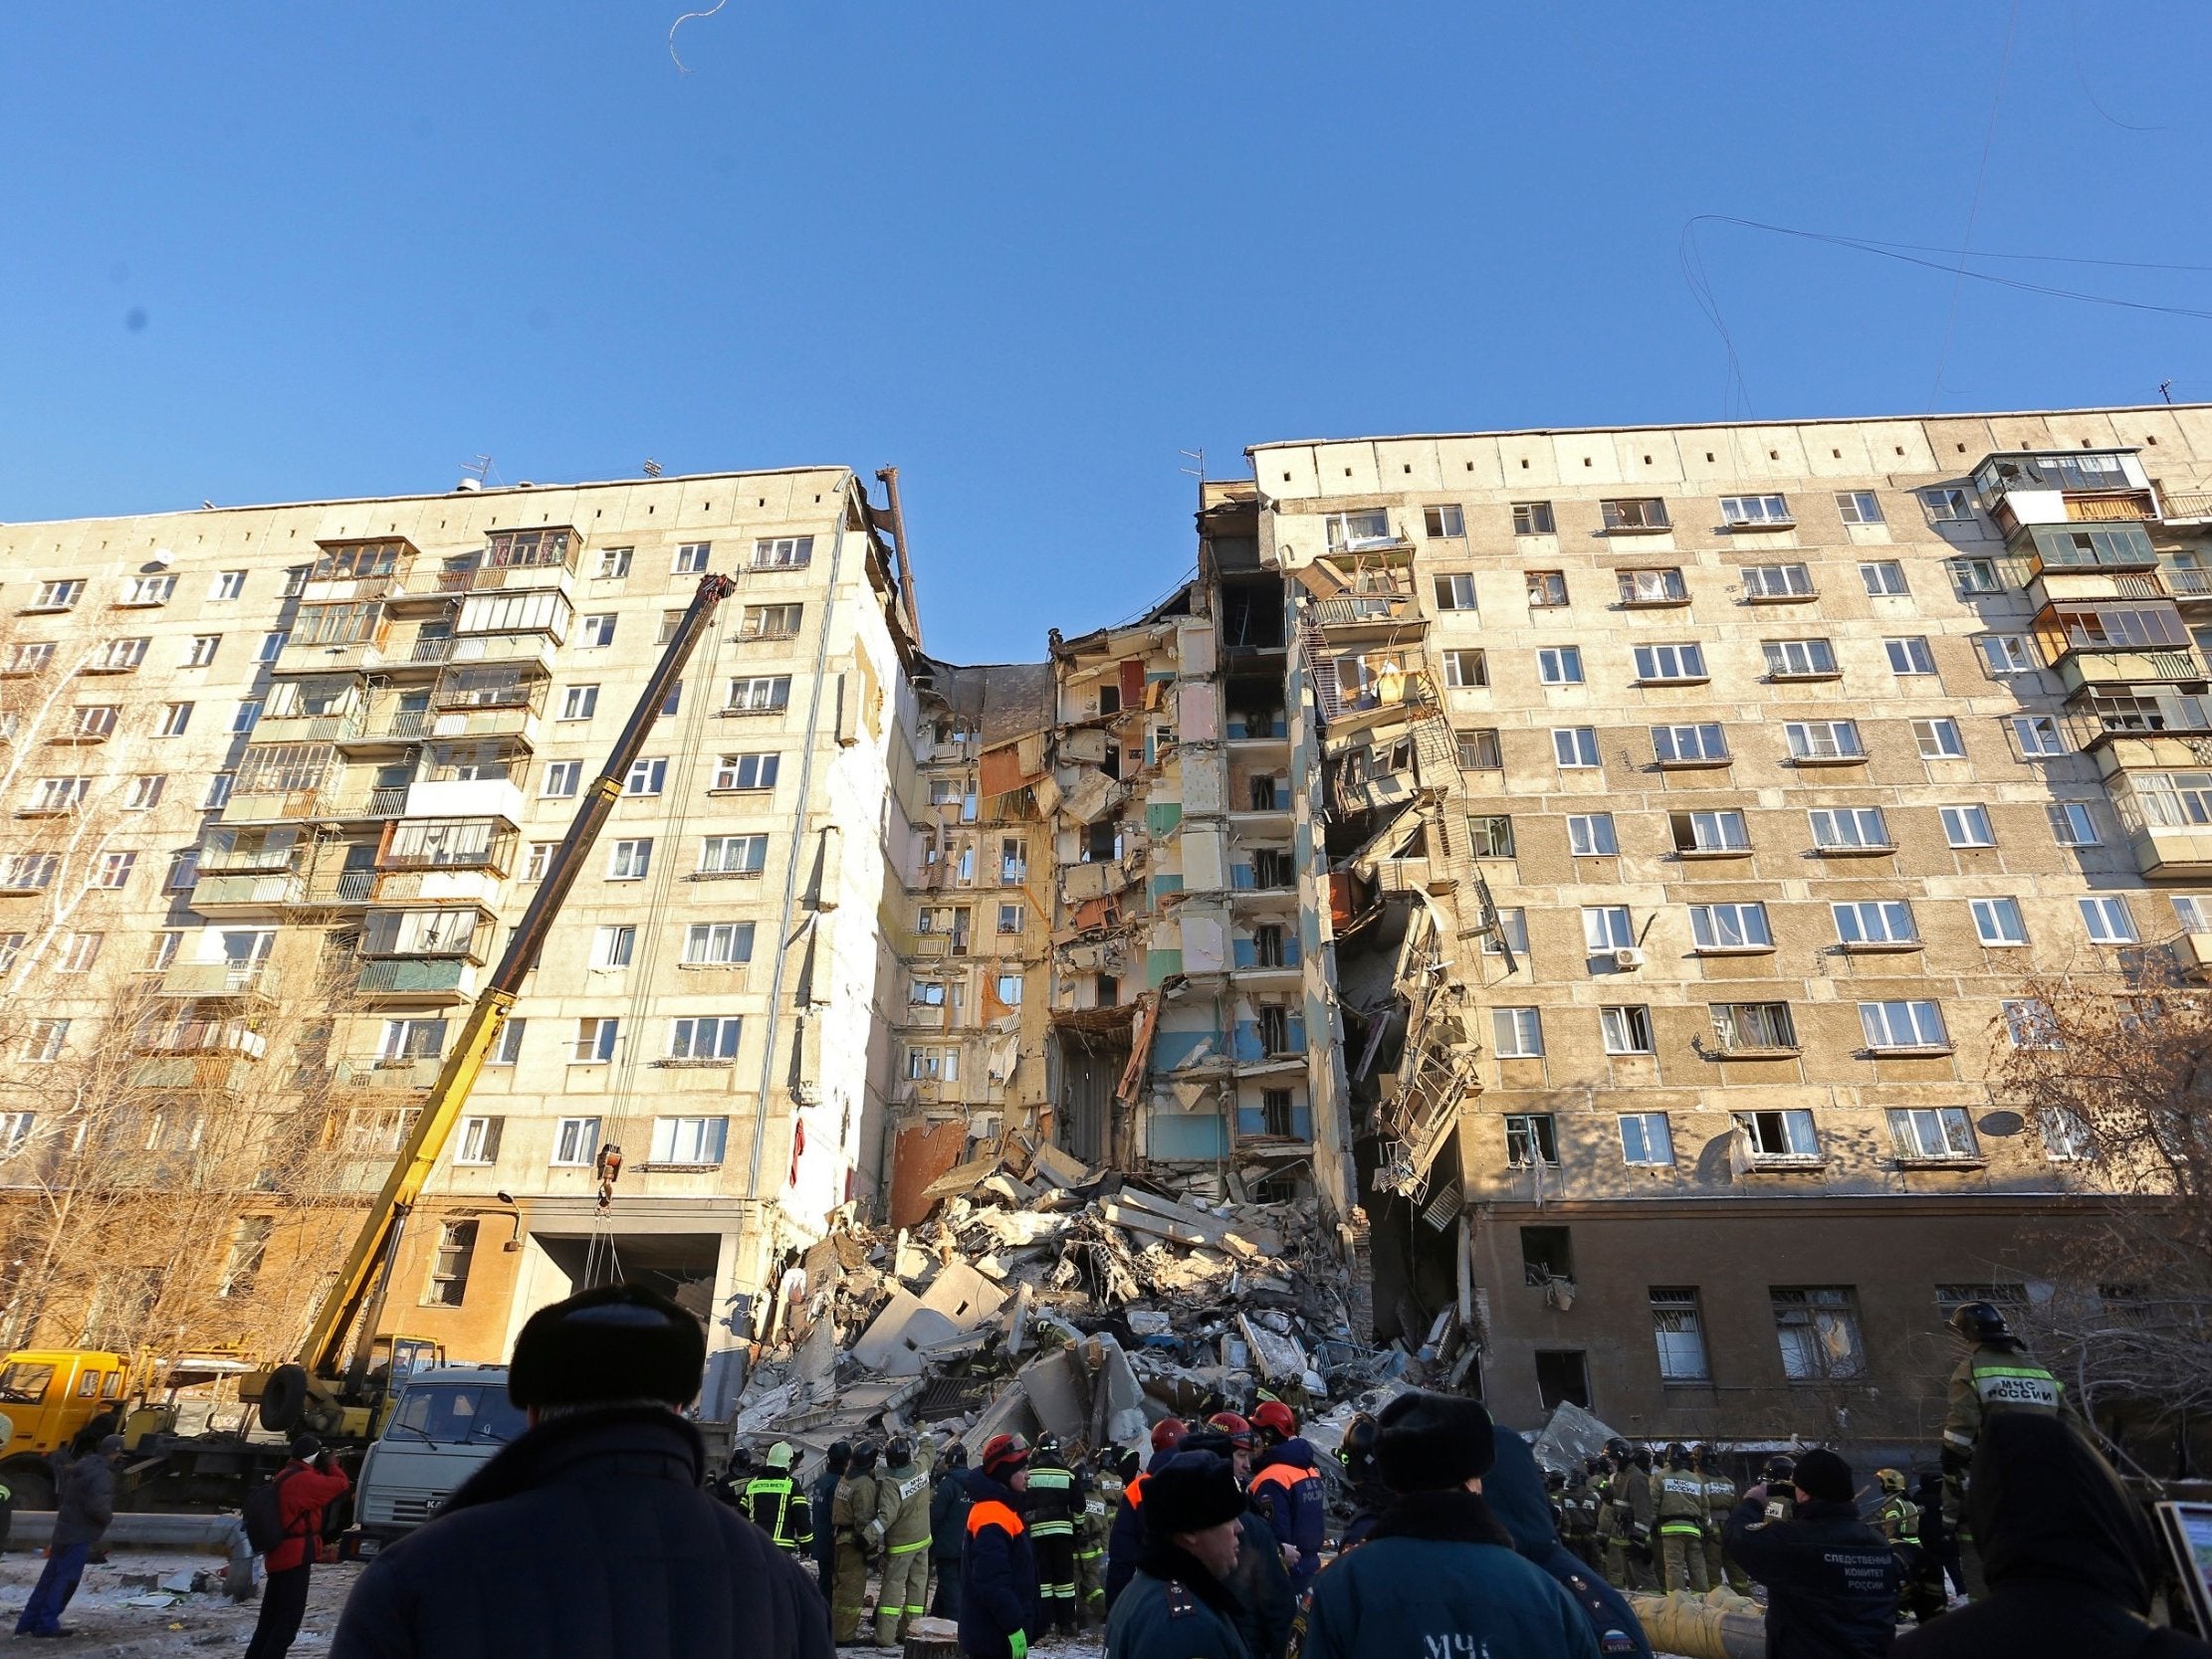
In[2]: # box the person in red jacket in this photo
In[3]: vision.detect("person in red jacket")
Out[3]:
[247,1432,352,1659]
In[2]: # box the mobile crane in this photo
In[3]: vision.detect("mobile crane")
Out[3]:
[0,571,739,1506]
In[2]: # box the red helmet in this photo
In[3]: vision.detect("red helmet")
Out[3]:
[1250,1400,1297,1439]
[1206,1411,1253,1446]
[981,1433,1030,1478]
[1150,1417,1190,1454]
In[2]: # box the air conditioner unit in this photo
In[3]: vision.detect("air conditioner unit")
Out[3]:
[1612,947,1648,970]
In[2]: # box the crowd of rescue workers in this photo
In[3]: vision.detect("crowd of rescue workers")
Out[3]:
[8,1287,2197,1659]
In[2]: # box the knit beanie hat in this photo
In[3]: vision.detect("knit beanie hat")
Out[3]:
[1143,1451,1249,1537]
[1375,1390,1496,1494]
[508,1281,706,1409]
[1793,1447,1854,1504]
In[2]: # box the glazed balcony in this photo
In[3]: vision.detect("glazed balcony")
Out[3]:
[155,961,281,1000]
[134,1020,268,1061]
[189,872,307,915]
[355,957,480,1004]
[1973,452,2159,541]
[331,1056,442,1092]
[301,539,420,606]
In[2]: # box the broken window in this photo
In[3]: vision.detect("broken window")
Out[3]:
[1772,1287,1866,1380]
[1257,1006,1291,1054]
[423,1220,478,1308]
[1601,498,1669,531]
[1513,502,1556,536]
[1534,1350,1591,1410]
[1504,1111,1559,1163]
[1710,1003,1798,1052]
[1455,728,1501,769]
[1260,1088,1295,1136]
[1467,816,1515,858]
[1651,1288,1710,1380]
[1424,505,1466,538]
[1736,1109,1819,1158]
[1521,1226,1573,1286]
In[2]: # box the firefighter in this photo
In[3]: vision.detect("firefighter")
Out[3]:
[1246,1399,1325,1595]
[1696,1447,1747,1594]
[1624,1444,1659,1592]
[1024,1433,1081,1636]
[1876,1467,1946,1625]
[1076,1447,1116,1627]
[1654,1442,1710,1594]
[829,1440,880,1644]
[1559,1466,1601,1572]
[1940,1299,2073,1600]
[1595,1452,1631,1587]
[1759,1455,1797,1525]
[1335,1412,1391,1552]
[739,1442,815,1557]
[867,1434,936,1648]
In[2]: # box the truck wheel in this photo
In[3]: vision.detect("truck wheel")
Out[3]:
[258,1364,310,1433]
[2,1461,54,1513]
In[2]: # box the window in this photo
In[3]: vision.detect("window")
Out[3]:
[1690,902,1770,949]
[594,547,633,579]
[657,610,686,645]
[1832,901,1915,945]
[700,834,769,876]
[1785,720,1863,760]
[1634,642,1706,682]
[1948,554,2001,593]
[253,628,288,663]
[579,613,617,648]
[1441,649,1487,688]
[0,933,27,973]
[553,1116,602,1163]
[1977,635,2036,677]
[1432,573,1478,611]
[1491,1008,1544,1059]
[123,774,163,810]
[2048,803,2100,847]
[682,922,756,965]
[996,903,1023,935]
[1600,1004,1655,1055]
[1618,568,1686,604]
[2040,1107,2095,1161]
[25,1019,69,1063]
[1741,562,1813,599]
[559,686,599,722]
[2175,895,2212,933]
[650,1116,729,1164]
[1566,813,1617,856]
[164,850,198,891]
[622,757,667,797]
[1773,1287,1866,1379]
[231,700,262,734]
[102,637,153,672]
[1619,1113,1674,1166]
[1583,906,1635,951]
[1521,1225,1573,1286]
[1503,1112,1559,1165]
[1672,810,1749,854]
[1512,502,1556,535]
[740,603,804,639]
[1602,498,1669,531]
[672,542,712,574]
[2004,998,2060,1049]
[1809,807,1889,850]
[209,569,247,601]
[1423,504,1466,538]
[1526,570,1568,607]
[281,566,309,598]
[668,1018,741,1062]
[423,1220,478,1307]
[1653,723,1728,764]
[489,1020,528,1065]
[379,1018,447,1061]
[1763,638,1838,678]
[158,703,192,736]
[1454,728,1501,769]
[2013,716,2067,757]
[1721,493,1791,526]
[724,676,792,713]
[606,839,653,881]
[1533,1350,1591,1411]
[204,772,234,809]
[181,635,220,669]
[1837,491,1884,525]
[1535,646,1583,685]
[524,842,554,882]
[51,933,102,975]
[1860,999,1949,1050]
[1913,718,1965,759]
[1972,898,2028,945]
[122,573,175,606]
[1651,1288,1710,1381]
[1467,815,1516,857]
[1480,908,1530,958]
[1737,1110,1819,1160]
[217,1217,272,1299]
[2079,896,2137,943]
[752,535,814,569]
[30,580,83,611]
[569,1019,619,1065]
[712,752,779,791]
[592,926,635,969]
[1861,560,1908,596]
[1711,1002,1798,1051]
[2123,771,2212,828]
[1889,1108,1979,1162]
[1553,727,1600,768]
[26,776,89,813]
[1926,489,1976,523]
[1941,804,1994,848]
[95,852,135,890]
[542,760,581,798]
[998,837,1027,884]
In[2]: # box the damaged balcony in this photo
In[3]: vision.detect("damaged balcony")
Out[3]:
[191,830,309,915]
[2031,599,2201,695]
[356,905,494,1004]
[331,1056,442,1092]
[1229,927,1302,989]
[375,818,516,878]
[1971,451,2159,541]
[133,1019,269,1061]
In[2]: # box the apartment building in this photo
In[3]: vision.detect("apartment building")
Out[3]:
[1248,404,2212,1447]
[0,469,918,1370]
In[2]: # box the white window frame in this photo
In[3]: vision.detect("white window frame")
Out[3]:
[1535,646,1584,685]
[1512,502,1556,535]
[1889,1107,1979,1162]
[1860,559,1908,596]
[1978,634,2037,676]
[682,922,756,965]
[649,1116,729,1165]
[712,752,779,791]
[1809,806,1890,850]
[1653,724,1728,764]
[2013,716,2067,757]
[1837,491,1884,525]
[1736,1108,1820,1158]
[559,685,600,722]
[454,1116,505,1163]
[1582,906,1634,951]
[1832,901,1915,945]
[1635,642,1707,682]
[1971,898,2028,946]
[1566,813,1617,857]
[1941,804,1994,848]
[2047,802,2100,847]
[1859,999,1949,1051]
[672,542,713,574]
[699,834,769,876]
[1490,1007,1544,1059]
[1762,638,1838,678]
[606,839,653,881]
[592,925,635,969]
[542,760,581,798]
[1913,718,1965,759]
[622,757,667,797]
[1674,810,1749,854]
[579,613,618,648]
[1619,1113,1674,1166]
[667,1017,741,1063]
[593,547,633,579]
[1785,720,1864,760]
[1599,1004,1654,1055]
[552,1116,602,1163]
[209,569,248,601]
[1432,573,1478,612]
[1690,902,1770,950]
[1441,649,1486,689]
[1720,493,1791,526]
[2079,896,2137,944]
[1552,726,1600,768]
[1740,562,1814,599]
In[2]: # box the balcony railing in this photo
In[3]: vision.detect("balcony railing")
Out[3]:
[357,958,473,997]
[157,962,280,999]
[190,872,306,908]
[1310,595,1418,629]
[135,1021,268,1059]
[2163,491,2212,522]
[332,1056,442,1090]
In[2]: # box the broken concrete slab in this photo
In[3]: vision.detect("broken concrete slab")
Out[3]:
[1237,1311,1310,1383]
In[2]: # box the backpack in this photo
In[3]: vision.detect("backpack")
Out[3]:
[242,1467,303,1555]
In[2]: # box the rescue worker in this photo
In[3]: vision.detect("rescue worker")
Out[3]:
[1940,1299,2072,1600]
[739,1441,815,1558]
[1914,1470,1962,1601]
[1594,1452,1631,1587]
[1759,1454,1798,1525]
[1106,1417,1189,1609]
[1559,1466,1601,1573]
[1334,1412,1390,1552]
[930,1443,973,1621]
[868,1434,937,1647]
[1077,1447,1118,1627]
[1102,1451,1252,1659]
[1484,1428,1657,1659]
[811,1441,850,1596]
[1024,1433,1081,1636]
[1245,1399,1325,1595]
[961,1434,1038,1659]
[829,1440,881,1644]
[1723,1448,1899,1659]
[1696,1447,1747,1594]
[1654,1442,1710,1594]
[1876,1466,1945,1625]
[1624,1444,1659,1591]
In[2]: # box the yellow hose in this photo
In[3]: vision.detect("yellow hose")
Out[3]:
[1626,1588,1769,1659]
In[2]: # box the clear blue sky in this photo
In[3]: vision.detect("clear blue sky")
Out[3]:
[3,1,2206,662]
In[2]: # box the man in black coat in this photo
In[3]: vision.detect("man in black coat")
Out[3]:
[810,1440,850,1596]
[330,1283,831,1659]
[1894,1413,2212,1659]
[1723,1447,1900,1659]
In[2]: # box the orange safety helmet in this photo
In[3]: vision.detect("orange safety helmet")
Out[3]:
[1206,1411,1254,1446]
[1250,1400,1297,1439]
[981,1433,1030,1478]
[1151,1417,1190,1455]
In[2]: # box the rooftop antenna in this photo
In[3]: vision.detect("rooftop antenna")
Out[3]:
[2161,380,2175,405]
[642,458,664,478]
[461,454,496,487]
[1179,448,1207,512]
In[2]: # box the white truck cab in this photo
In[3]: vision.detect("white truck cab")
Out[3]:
[347,1364,523,1556]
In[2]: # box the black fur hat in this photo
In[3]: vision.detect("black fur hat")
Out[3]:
[1375,1390,1496,1493]
[508,1282,706,1409]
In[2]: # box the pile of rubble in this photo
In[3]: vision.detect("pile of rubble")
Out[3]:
[720,1138,1404,1470]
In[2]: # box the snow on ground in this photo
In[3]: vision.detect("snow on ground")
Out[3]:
[0,1549,358,1656]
